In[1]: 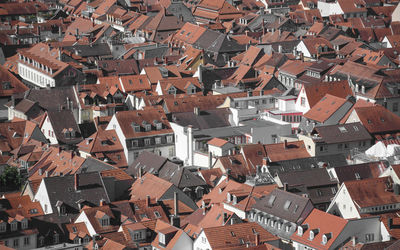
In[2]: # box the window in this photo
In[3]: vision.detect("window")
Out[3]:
[24,237,30,246]
[338,144,343,150]
[167,135,173,143]
[202,237,206,243]
[10,221,17,231]
[0,223,5,232]
[54,233,59,244]
[331,187,336,194]
[21,219,28,229]
[365,233,374,242]
[131,140,138,148]
[101,218,109,227]
[154,211,161,218]
[144,138,151,146]
[301,97,306,107]
[155,137,161,144]
[159,233,166,245]
[134,152,139,159]
[297,226,303,236]
[394,103,399,112]
[13,239,19,247]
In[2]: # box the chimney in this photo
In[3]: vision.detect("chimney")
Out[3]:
[255,233,260,246]
[174,192,179,216]
[208,151,213,168]
[352,236,357,246]
[38,168,43,176]
[223,213,228,225]
[262,157,268,166]
[100,199,106,206]
[170,215,180,228]
[58,25,62,37]
[278,45,282,53]
[388,218,393,229]
[146,195,151,207]
[284,140,288,149]
[138,167,142,178]
[16,24,19,35]
[284,182,289,191]
[187,125,194,166]
[45,171,48,177]
[256,165,261,175]
[194,107,200,115]
[74,174,79,191]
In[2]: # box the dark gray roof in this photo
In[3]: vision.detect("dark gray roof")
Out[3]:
[167,2,195,23]
[43,172,110,214]
[159,164,206,189]
[252,189,312,224]
[126,151,167,176]
[78,157,115,173]
[63,43,112,57]
[194,30,245,54]
[47,109,83,145]
[312,122,372,144]
[24,86,78,111]
[334,161,388,184]
[172,108,231,129]
[277,168,337,188]
[268,154,348,176]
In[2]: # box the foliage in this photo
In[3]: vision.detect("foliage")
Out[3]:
[0,166,22,188]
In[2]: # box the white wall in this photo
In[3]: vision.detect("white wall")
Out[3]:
[327,184,360,219]
[171,123,188,162]
[193,231,212,250]
[295,86,310,114]
[318,1,343,17]
[18,63,56,88]
[172,231,193,250]
[296,41,312,59]
[40,114,58,145]
[106,115,127,163]
[74,211,97,236]
[34,180,53,215]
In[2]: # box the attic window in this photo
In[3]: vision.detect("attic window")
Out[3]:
[231,231,235,236]
[132,123,140,132]
[284,200,291,210]
[353,126,359,131]
[380,117,385,122]
[367,119,372,124]
[267,195,276,207]
[129,80,133,85]
[355,172,361,180]
[338,127,347,133]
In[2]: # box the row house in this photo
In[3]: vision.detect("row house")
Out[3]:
[298,122,372,157]
[248,188,314,241]
[17,43,83,89]
[106,107,175,165]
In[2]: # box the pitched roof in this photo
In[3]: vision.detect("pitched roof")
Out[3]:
[302,80,353,108]
[344,176,400,209]
[351,105,400,134]
[129,173,173,201]
[304,94,352,123]
[334,161,386,184]
[291,209,348,249]
[312,122,372,144]
[202,222,278,249]
[264,141,311,162]
[113,107,172,139]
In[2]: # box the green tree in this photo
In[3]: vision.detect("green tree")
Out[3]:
[0,166,21,187]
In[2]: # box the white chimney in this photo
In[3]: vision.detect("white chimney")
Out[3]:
[187,125,194,166]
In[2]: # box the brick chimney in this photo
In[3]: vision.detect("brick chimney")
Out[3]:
[146,195,151,207]
[283,139,288,149]
[174,192,179,216]
[255,233,260,246]
[74,174,79,191]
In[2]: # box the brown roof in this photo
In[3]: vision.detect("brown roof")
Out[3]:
[345,177,400,208]
[291,209,348,249]
[304,94,351,123]
[130,173,173,201]
[202,222,278,249]
[352,105,400,134]
[264,141,311,162]
[114,107,172,139]
[302,80,353,108]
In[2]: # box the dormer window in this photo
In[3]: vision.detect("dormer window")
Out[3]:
[322,233,331,245]
[159,232,165,245]
[309,229,319,240]
[142,121,151,132]
[232,195,237,205]
[227,193,231,202]
[154,120,162,130]
[168,86,176,95]
[132,123,140,132]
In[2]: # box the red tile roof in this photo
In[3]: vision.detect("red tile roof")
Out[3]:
[291,209,348,249]
[264,141,311,162]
